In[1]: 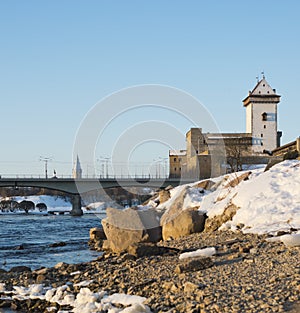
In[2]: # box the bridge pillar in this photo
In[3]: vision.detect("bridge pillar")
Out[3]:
[71,194,83,216]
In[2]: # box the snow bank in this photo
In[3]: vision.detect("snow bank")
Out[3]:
[0,195,108,214]
[145,160,300,235]
[227,160,300,234]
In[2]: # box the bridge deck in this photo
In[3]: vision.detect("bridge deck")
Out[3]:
[0,177,194,194]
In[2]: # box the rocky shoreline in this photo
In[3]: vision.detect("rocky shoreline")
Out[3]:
[0,230,299,312]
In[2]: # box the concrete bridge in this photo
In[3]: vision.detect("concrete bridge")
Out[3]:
[0,177,193,215]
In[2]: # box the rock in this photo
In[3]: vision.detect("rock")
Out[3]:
[160,186,189,226]
[126,243,179,258]
[193,180,215,190]
[102,207,162,253]
[161,208,206,241]
[159,190,170,204]
[224,171,252,188]
[175,256,213,274]
[89,227,106,250]
[15,244,24,250]
[89,227,106,241]
[54,262,68,269]
[0,300,11,308]
[9,266,31,273]
[204,203,239,232]
[49,241,66,247]
[160,186,206,241]
[36,274,46,283]
[183,281,199,294]
[264,158,283,172]
[34,267,48,275]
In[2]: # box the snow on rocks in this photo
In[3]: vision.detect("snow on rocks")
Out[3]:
[1,283,152,313]
[280,233,300,247]
[179,247,216,260]
[147,160,300,235]
[268,233,300,247]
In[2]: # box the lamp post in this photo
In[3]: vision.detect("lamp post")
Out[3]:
[159,157,168,178]
[40,156,52,179]
[99,156,110,178]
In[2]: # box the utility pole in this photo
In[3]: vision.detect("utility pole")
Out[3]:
[40,156,52,179]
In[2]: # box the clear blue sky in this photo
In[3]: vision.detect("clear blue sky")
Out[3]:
[0,0,299,177]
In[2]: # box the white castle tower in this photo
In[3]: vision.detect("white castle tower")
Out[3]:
[243,76,281,153]
[72,155,82,179]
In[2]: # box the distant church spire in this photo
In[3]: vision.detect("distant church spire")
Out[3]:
[72,155,82,179]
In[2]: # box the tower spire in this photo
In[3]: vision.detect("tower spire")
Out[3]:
[72,155,82,178]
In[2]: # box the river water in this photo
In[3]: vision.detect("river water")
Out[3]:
[0,214,104,271]
[0,213,107,312]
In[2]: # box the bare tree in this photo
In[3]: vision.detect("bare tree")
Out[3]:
[226,141,251,173]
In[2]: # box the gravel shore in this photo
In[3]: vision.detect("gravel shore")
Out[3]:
[0,230,299,312]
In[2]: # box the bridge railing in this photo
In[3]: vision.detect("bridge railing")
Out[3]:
[0,174,170,180]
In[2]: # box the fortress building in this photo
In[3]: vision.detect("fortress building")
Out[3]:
[169,76,282,179]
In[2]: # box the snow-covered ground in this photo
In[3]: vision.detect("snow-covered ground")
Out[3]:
[147,160,300,236]
[0,195,108,214]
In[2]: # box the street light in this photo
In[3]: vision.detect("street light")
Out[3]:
[99,156,110,178]
[40,156,52,179]
[159,157,168,178]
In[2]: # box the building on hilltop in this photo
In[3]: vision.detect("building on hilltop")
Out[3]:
[72,155,82,179]
[169,76,282,179]
[243,75,282,153]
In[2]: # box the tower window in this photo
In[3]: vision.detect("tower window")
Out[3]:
[264,125,266,129]
[261,134,263,137]
[174,158,177,162]
[261,142,263,146]
[174,168,177,171]
[262,112,267,121]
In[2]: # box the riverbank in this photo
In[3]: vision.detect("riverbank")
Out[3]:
[0,230,299,312]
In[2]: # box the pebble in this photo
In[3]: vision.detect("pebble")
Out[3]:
[0,230,299,312]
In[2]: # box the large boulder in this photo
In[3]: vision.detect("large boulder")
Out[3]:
[160,186,189,226]
[101,207,162,253]
[160,186,206,240]
[161,208,206,241]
